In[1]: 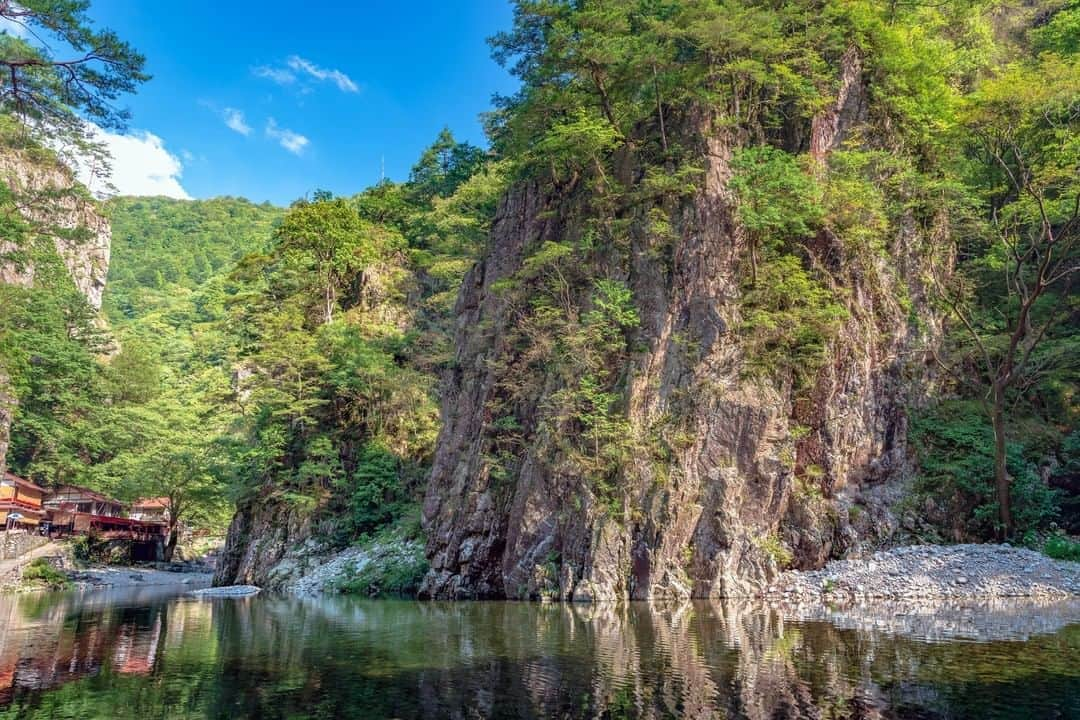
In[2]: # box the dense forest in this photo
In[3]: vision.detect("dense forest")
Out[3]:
[0,0,1077,584]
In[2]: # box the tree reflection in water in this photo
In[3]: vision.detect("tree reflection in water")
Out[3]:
[0,590,1076,719]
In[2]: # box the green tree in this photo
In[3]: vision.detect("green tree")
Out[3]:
[0,0,148,174]
[932,49,1079,538]
[275,196,377,325]
[730,146,821,285]
[408,128,486,204]
[105,340,161,405]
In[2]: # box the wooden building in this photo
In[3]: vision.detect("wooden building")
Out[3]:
[130,497,170,524]
[43,485,165,542]
[0,473,46,529]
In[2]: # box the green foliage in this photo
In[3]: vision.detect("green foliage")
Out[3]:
[340,442,406,539]
[104,340,161,404]
[275,195,390,325]
[70,536,91,565]
[105,197,282,320]
[911,402,1060,539]
[1042,532,1080,561]
[408,128,487,204]
[740,255,847,389]
[731,146,821,248]
[21,558,70,590]
[1032,1,1080,56]
[490,0,990,174]
[0,0,148,142]
[755,533,794,569]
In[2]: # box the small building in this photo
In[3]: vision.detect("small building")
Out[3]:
[43,484,125,521]
[0,473,46,530]
[130,497,170,524]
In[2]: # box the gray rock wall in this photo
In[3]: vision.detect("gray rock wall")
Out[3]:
[420,84,941,599]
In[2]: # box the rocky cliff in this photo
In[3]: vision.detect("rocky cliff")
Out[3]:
[420,62,942,600]
[0,149,111,310]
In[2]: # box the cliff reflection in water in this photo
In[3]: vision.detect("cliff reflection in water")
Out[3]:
[0,590,1077,719]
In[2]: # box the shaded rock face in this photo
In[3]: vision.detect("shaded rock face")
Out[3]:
[0,151,111,310]
[213,499,315,589]
[421,91,938,598]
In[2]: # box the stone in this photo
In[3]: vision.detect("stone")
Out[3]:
[188,585,261,598]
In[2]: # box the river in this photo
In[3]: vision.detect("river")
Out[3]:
[0,587,1077,718]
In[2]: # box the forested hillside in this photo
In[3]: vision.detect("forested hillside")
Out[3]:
[0,0,1076,591]
[106,197,282,320]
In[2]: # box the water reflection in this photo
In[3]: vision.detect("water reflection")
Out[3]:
[0,590,1076,719]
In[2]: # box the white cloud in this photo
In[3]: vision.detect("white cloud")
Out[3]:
[222,107,252,136]
[286,56,359,93]
[253,65,296,86]
[265,119,309,155]
[76,125,191,199]
[254,56,359,94]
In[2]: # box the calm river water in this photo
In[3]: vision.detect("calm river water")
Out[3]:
[0,586,1077,719]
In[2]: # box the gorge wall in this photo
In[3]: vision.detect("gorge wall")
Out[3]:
[420,66,941,600]
[0,142,111,475]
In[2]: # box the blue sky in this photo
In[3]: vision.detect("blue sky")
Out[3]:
[80,0,518,204]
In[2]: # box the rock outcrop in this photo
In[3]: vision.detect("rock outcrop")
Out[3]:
[0,149,111,310]
[420,74,941,599]
[213,498,315,590]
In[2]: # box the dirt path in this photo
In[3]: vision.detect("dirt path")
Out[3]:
[0,540,65,588]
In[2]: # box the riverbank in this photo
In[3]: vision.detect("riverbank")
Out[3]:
[68,565,212,590]
[767,544,1080,601]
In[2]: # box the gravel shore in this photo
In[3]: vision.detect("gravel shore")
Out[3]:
[68,567,212,590]
[767,544,1079,601]
[287,537,425,597]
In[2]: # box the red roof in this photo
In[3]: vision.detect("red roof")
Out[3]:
[3,472,45,493]
[132,497,170,509]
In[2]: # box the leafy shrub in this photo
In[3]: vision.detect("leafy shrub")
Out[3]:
[755,533,794,568]
[22,558,70,590]
[339,442,407,538]
[1043,533,1080,562]
[911,402,1060,539]
[740,255,848,388]
[70,536,92,564]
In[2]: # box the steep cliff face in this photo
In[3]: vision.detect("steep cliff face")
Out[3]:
[214,497,316,589]
[0,151,111,309]
[0,144,111,475]
[420,86,940,598]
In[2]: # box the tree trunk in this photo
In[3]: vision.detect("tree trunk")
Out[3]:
[0,367,14,478]
[749,238,759,286]
[164,520,178,561]
[992,384,1014,540]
